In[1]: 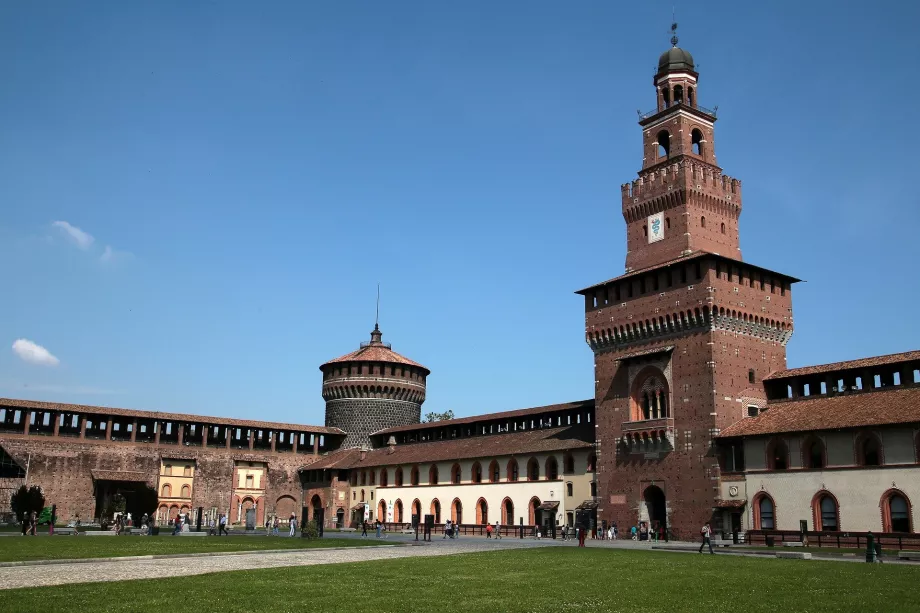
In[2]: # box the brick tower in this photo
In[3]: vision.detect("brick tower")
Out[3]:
[321,325,429,448]
[576,27,799,538]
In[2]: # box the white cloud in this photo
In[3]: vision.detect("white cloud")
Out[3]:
[52,221,95,250]
[11,339,60,366]
[100,245,133,264]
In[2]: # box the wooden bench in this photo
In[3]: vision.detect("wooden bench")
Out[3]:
[783,541,805,547]
[398,528,415,535]
[776,551,812,560]
[129,528,147,535]
[898,551,920,561]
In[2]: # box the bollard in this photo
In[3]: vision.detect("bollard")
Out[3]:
[866,532,876,563]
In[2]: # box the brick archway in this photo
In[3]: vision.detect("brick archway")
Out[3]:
[451,498,463,524]
[476,498,488,525]
[811,490,840,531]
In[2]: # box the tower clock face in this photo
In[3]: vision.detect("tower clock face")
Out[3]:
[648,212,664,243]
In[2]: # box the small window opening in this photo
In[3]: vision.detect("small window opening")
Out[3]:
[748,369,755,384]
[700,216,706,228]
[721,222,726,234]
[691,128,704,156]
[656,130,670,158]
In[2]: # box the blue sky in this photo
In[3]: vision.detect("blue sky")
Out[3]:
[1,1,918,425]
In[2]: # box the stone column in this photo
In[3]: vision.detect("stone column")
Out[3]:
[105,419,113,441]
[225,427,231,449]
[248,429,254,450]
[292,432,298,454]
[79,416,87,440]
[201,425,208,448]
[313,435,320,455]
[131,420,137,442]
[177,423,184,446]
[52,412,60,437]
[23,411,31,435]
[270,431,276,452]
[154,421,161,445]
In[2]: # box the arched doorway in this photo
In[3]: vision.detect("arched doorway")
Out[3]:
[310,495,323,525]
[431,499,441,524]
[476,498,488,524]
[643,485,667,536]
[451,498,463,524]
[378,499,387,523]
[335,507,345,528]
[412,499,421,521]
[502,498,514,525]
[529,497,541,525]
[275,495,296,522]
[394,499,404,524]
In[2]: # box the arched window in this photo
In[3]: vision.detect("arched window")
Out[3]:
[566,482,573,497]
[394,467,403,487]
[882,491,913,533]
[700,216,706,229]
[691,128,704,156]
[507,459,519,482]
[451,498,462,524]
[545,456,559,480]
[662,87,671,108]
[527,457,539,481]
[857,433,883,466]
[451,463,461,485]
[180,484,191,498]
[528,496,541,525]
[161,484,171,497]
[563,453,574,474]
[803,436,826,469]
[766,438,789,470]
[360,489,365,502]
[720,222,726,235]
[673,85,684,104]
[411,499,421,519]
[394,499,403,523]
[502,498,514,525]
[428,464,439,485]
[813,492,839,531]
[632,368,670,420]
[430,499,441,524]
[379,469,388,487]
[656,130,670,159]
[643,225,648,237]
[410,466,419,486]
[489,460,500,483]
[471,462,482,484]
[665,217,671,230]
[476,498,488,525]
[754,493,776,529]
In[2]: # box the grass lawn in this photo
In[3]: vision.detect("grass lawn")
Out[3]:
[1,547,917,612]
[0,536,387,563]
[740,546,920,556]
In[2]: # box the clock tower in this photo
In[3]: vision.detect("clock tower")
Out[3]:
[578,26,799,539]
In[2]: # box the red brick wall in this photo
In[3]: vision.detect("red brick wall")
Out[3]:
[0,435,318,525]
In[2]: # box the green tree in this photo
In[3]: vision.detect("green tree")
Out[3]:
[422,410,455,423]
[9,485,45,522]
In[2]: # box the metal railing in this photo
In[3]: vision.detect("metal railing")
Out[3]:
[746,529,920,551]
[639,102,717,121]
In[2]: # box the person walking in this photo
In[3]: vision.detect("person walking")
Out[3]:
[218,513,228,536]
[375,520,382,538]
[361,520,368,537]
[443,518,450,539]
[494,521,502,540]
[486,523,493,539]
[273,516,280,536]
[577,524,587,547]
[698,522,715,554]
[289,513,298,537]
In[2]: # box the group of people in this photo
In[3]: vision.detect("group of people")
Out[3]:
[19,511,38,536]
[360,519,387,538]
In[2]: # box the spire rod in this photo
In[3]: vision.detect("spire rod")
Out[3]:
[375,283,380,330]
[670,9,679,47]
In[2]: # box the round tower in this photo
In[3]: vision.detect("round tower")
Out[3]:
[320,324,429,448]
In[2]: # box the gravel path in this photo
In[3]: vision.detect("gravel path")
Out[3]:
[0,541,537,591]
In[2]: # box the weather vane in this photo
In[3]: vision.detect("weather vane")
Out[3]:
[670,9,679,47]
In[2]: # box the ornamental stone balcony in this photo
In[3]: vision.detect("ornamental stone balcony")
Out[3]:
[620,418,675,454]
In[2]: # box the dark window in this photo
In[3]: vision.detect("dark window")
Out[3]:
[748,369,755,384]
[819,496,838,530]
[759,496,775,529]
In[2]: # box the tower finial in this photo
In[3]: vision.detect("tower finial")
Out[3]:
[375,283,380,330]
[670,10,679,47]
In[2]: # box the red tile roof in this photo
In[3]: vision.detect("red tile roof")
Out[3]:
[305,424,594,471]
[719,386,920,438]
[764,351,920,380]
[575,252,800,294]
[0,398,343,435]
[90,470,151,483]
[372,399,595,436]
[322,344,428,371]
